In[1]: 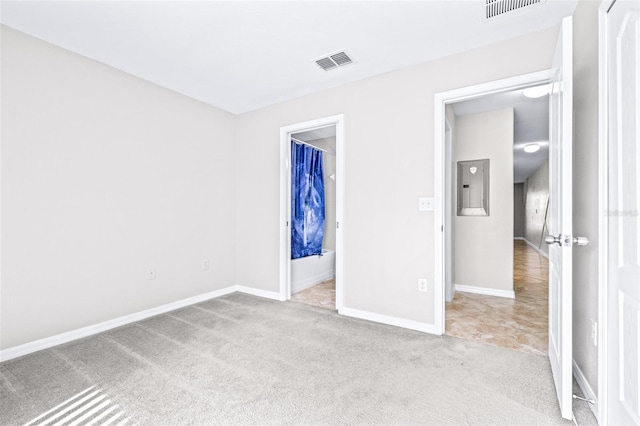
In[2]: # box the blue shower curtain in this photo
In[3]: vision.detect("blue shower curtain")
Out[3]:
[291,141,325,259]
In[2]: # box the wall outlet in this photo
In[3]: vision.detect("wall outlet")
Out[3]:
[418,197,434,211]
[202,260,210,271]
[146,268,156,280]
[591,319,598,346]
[418,278,428,292]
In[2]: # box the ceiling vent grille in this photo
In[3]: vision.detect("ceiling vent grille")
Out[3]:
[315,51,353,71]
[485,0,544,19]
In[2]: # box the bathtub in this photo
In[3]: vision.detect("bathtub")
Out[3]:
[291,249,335,293]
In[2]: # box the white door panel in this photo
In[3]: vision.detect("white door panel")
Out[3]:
[547,16,573,421]
[606,1,640,424]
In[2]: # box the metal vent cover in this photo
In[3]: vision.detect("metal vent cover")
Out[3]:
[485,0,545,19]
[315,51,353,71]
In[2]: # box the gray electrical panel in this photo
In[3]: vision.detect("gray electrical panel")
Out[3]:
[457,159,489,216]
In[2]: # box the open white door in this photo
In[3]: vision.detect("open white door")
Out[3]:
[545,16,574,421]
[604,0,640,424]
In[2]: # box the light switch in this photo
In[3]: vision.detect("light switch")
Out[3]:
[418,197,434,211]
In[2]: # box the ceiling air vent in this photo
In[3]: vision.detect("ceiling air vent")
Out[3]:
[486,0,545,19]
[315,51,353,71]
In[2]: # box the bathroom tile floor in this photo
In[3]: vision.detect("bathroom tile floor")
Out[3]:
[446,239,549,355]
[291,279,336,310]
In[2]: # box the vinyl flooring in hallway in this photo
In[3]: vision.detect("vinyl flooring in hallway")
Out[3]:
[291,279,336,310]
[446,239,549,355]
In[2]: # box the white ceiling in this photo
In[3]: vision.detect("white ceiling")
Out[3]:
[0,1,577,114]
[452,87,549,183]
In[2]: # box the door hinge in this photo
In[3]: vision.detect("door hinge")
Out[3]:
[336,222,340,229]
[572,394,595,405]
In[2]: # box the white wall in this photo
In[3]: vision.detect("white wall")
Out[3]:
[1,22,564,350]
[454,109,514,292]
[0,26,237,350]
[235,27,559,325]
[524,160,550,255]
[571,0,600,394]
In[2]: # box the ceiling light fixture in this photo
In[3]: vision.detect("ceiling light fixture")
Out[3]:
[524,143,541,153]
[523,84,550,98]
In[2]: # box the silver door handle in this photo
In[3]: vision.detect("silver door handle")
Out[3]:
[545,234,562,246]
[545,234,589,246]
[573,236,589,246]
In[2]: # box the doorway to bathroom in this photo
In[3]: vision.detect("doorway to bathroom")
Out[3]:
[279,115,344,311]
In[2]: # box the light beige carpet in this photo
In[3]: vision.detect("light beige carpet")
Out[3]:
[1,292,574,425]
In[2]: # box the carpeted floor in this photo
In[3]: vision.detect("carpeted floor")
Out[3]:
[1,293,574,425]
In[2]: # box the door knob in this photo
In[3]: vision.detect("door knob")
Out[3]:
[545,234,562,246]
[545,234,590,246]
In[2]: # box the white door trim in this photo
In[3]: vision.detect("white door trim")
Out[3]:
[279,114,345,310]
[433,70,552,334]
[444,117,454,303]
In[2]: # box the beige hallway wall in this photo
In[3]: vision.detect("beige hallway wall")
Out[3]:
[524,160,550,255]
[454,109,514,292]
[514,183,525,238]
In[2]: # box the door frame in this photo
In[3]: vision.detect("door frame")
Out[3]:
[597,0,614,423]
[444,117,454,303]
[433,70,552,334]
[279,114,345,309]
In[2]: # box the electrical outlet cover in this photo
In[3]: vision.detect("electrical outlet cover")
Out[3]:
[418,278,428,292]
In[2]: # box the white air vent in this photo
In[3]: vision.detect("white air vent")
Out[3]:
[486,0,545,19]
[315,51,353,71]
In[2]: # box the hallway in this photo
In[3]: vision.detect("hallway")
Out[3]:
[446,240,549,354]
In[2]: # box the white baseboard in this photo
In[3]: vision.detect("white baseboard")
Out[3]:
[291,271,335,294]
[0,284,289,363]
[455,284,515,299]
[339,307,441,335]
[515,237,550,259]
[0,286,238,363]
[235,285,285,301]
[1,284,449,362]
[573,359,599,421]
